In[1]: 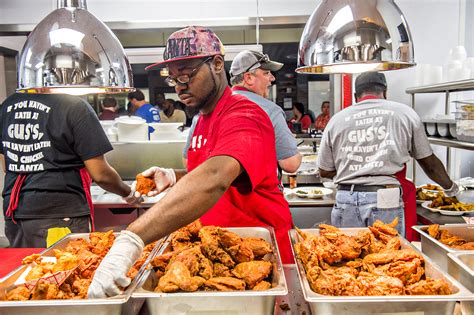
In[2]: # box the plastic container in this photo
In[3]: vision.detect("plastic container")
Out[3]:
[453,100,474,113]
[423,119,438,136]
[115,116,148,142]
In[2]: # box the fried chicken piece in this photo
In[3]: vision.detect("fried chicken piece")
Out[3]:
[218,229,242,248]
[5,285,30,301]
[186,219,203,237]
[25,263,53,281]
[31,280,60,300]
[89,230,115,257]
[321,225,362,260]
[232,261,272,289]
[53,250,79,272]
[381,237,402,252]
[171,229,193,251]
[157,261,205,292]
[405,278,451,295]
[306,266,365,296]
[22,254,42,265]
[438,230,465,247]
[204,277,246,291]
[217,229,255,263]
[358,274,404,296]
[427,224,440,239]
[253,280,272,291]
[454,242,474,250]
[72,278,92,299]
[368,218,399,243]
[213,263,232,277]
[64,238,90,254]
[242,237,272,258]
[200,227,235,268]
[135,174,156,195]
[168,246,213,280]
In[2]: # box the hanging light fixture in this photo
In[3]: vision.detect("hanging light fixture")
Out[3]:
[17,0,134,95]
[296,0,415,74]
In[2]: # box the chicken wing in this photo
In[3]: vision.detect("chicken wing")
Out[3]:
[158,261,205,293]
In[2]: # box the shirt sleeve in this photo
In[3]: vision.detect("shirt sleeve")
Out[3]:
[273,108,299,160]
[70,100,113,161]
[209,107,271,192]
[183,115,199,159]
[408,109,433,159]
[317,123,336,171]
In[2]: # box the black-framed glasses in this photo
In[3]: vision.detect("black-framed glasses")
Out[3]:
[165,57,213,87]
[244,54,270,73]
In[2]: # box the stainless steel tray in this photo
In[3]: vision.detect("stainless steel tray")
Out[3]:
[132,227,288,315]
[448,252,474,315]
[0,233,163,315]
[413,224,474,271]
[289,228,473,315]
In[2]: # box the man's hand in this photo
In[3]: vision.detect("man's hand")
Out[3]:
[122,184,143,205]
[444,182,460,197]
[134,166,176,197]
[87,230,144,298]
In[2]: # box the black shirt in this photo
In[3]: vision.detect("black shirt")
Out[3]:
[0,93,113,219]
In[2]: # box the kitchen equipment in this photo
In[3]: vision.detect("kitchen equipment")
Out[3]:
[148,122,183,141]
[412,224,474,272]
[289,228,473,315]
[132,227,287,315]
[0,233,163,315]
[423,118,438,136]
[115,116,148,142]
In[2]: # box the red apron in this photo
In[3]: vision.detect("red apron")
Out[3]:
[394,165,418,241]
[186,99,293,263]
[6,168,95,231]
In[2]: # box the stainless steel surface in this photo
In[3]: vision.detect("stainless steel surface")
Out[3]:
[296,0,415,74]
[448,252,474,315]
[427,136,474,150]
[133,227,288,315]
[289,228,473,315]
[17,0,133,94]
[406,79,474,94]
[274,265,311,315]
[448,252,474,292]
[0,233,158,315]
[413,224,474,272]
[105,141,186,180]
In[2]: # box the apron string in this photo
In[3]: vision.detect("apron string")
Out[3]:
[6,174,27,224]
[79,168,95,232]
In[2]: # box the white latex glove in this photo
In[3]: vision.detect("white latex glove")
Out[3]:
[444,182,460,197]
[134,166,176,197]
[87,230,144,298]
[122,184,143,205]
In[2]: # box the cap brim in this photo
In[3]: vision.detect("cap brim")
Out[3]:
[260,60,284,72]
[145,54,222,71]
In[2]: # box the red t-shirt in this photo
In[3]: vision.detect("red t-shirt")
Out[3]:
[186,87,294,263]
[300,114,312,130]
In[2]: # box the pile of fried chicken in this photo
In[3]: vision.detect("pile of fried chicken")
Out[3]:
[427,224,474,250]
[294,219,452,296]
[4,231,157,301]
[150,220,274,292]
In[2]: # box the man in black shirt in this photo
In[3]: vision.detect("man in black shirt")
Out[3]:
[0,93,140,248]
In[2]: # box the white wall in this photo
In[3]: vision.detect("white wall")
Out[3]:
[383,0,474,184]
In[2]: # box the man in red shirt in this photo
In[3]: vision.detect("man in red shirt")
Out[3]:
[88,26,294,298]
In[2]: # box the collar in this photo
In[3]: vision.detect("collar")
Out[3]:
[231,86,250,93]
[201,86,232,118]
[358,95,382,102]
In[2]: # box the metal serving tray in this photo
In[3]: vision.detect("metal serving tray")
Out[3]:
[0,233,163,315]
[132,227,288,315]
[447,252,474,315]
[412,224,474,271]
[289,228,473,315]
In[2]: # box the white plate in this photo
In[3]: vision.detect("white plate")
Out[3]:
[421,201,474,216]
[293,187,333,199]
[283,188,294,197]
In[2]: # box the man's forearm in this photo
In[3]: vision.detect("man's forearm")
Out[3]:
[416,154,453,189]
[127,156,241,244]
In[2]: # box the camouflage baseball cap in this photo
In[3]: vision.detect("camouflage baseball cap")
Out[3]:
[145,26,225,70]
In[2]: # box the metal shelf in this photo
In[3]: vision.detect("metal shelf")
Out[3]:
[428,137,474,150]
[406,79,474,94]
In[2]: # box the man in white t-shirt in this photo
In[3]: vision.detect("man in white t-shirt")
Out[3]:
[318,72,459,240]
